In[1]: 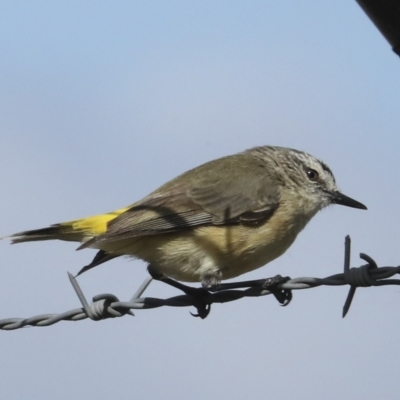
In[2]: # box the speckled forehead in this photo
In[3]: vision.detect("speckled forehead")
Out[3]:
[246,146,335,182]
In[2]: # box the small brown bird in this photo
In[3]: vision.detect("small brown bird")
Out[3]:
[5,146,366,288]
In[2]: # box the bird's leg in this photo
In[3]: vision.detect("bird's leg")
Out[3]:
[201,271,222,290]
[147,265,212,319]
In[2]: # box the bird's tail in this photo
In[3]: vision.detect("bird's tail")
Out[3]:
[4,206,130,245]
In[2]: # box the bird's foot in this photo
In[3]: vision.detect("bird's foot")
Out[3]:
[261,275,292,306]
[208,274,293,306]
[147,266,212,319]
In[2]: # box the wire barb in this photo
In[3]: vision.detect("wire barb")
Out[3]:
[1,236,400,330]
[68,272,134,320]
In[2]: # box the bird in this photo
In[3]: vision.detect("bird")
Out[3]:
[4,146,367,289]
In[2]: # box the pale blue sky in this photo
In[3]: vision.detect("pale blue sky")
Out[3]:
[1,2,400,399]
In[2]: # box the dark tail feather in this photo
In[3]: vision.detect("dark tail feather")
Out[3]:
[76,250,121,276]
[10,225,65,244]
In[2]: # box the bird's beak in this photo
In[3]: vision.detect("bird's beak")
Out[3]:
[330,191,367,210]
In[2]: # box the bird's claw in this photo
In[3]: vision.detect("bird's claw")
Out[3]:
[190,303,211,319]
[262,275,292,306]
[186,287,212,319]
[148,266,213,318]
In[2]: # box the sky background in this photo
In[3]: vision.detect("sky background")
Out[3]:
[1,1,400,399]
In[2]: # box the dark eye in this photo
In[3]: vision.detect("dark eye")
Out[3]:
[306,168,319,181]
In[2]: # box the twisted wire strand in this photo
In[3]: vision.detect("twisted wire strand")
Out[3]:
[1,236,399,330]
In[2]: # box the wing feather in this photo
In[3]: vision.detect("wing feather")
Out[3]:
[80,153,280,249]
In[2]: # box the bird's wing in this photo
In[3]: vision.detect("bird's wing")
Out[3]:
[79,155,280,249]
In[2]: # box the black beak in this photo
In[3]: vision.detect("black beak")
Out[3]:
[331,191,367,210]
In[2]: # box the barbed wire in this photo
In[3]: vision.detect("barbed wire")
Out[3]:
[1,236,399,330]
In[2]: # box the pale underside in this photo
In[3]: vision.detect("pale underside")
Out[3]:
[86,200,311,282]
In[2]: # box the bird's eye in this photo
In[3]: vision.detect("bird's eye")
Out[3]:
[306,168,319,181]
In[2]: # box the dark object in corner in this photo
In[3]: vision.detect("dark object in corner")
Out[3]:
[356,0,400,57]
